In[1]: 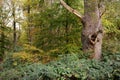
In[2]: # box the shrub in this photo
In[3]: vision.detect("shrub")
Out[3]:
[0,53,120,80]
[23,44,44,54]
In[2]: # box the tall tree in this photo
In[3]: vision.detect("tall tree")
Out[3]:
[65,0,69,44]
[60,0,105,60]
[11,0,17,51]
[27,0,32,45]
[0,0,10,61]
[0,0,4,61]
[33,0,82,52]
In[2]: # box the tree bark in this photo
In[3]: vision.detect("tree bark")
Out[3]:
[12,1,17,52]
[60,0,104,60]
[65,0,69,44]
[27,0,32,45]
[0,0,5,61]
[82,0,103,60]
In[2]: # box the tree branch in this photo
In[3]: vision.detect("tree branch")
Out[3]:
[60,0,83,20]
[100,8,106,18]
[98,1,106,18]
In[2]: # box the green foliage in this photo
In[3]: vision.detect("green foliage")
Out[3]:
[1,44,58,68]
[102,0,120,40]
[103,40,120,53]
[0,53,120,80]
[32,0,82,52]
[23,44,44,54]
[60,44,82,54]
[0,0,120,80]
[0,7,11,60]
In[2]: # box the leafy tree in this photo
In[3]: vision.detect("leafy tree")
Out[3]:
[0,0,10,61]
[102,0,120,40]
[0,5,5,61]
[32,0,82,53]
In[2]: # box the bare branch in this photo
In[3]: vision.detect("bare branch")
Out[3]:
[100,8,106,18]
[60,0,83,20]
[98,1,106,18]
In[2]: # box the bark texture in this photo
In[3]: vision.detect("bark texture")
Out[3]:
[12,1,17,51]
[60,0,104,60]
[82,0,103,59]
[27,0,32,45]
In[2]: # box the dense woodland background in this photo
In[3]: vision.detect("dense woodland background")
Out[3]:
[0,0,120,80]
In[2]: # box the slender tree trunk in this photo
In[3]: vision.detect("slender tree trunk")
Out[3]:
[0,0,4,61]
[60,0,105,60]
[0,24,5,62]
[65,0,69,44]
[27,0,32,45]
[12,2,17,51]
[13,18,16,51]
[1,27,5,60]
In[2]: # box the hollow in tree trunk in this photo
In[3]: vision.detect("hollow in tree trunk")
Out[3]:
[60,0,105,60]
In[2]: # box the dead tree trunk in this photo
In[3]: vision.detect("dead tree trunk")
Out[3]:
[60,0,105,60]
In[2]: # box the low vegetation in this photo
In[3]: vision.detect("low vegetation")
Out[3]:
[0,54,120,80]
[0,0,120,80]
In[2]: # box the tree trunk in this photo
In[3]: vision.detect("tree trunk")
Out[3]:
[82,0,103,60]
[60,0,104,60]
[0,0,4,61]
[13,18,17,51]
[12,1,17,52]
[0,26,5,61]
[27,0,32,45]
[65,0,69,44]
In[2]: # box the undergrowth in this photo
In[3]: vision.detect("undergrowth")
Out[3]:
[0,52,120,80]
